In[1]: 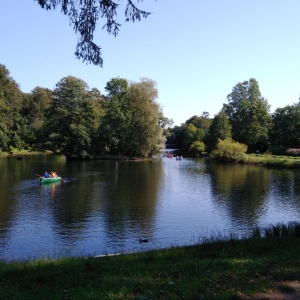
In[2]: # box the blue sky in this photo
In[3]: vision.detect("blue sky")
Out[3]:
[1,0,300,125]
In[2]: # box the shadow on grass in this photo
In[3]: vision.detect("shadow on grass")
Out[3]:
[1,223,300,299]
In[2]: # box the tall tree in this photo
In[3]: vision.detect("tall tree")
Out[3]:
[127,78,164,157]
[100,77,164,157]
[223,78,271,152]
[35,0,152,66]
[100,77,131,154]
[21,87,53,148]
[45,76,100,159]
[205,111,232,152]
[0,64,24,150]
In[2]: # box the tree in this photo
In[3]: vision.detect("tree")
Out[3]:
[100,77,131,154]
[21,87,53,148]
[185,113,212,137]
[223,78,271,152]
[100,77,164,157]
[158,114,174,146]
[35,0,152,66]
[182,123,204,150]
[45,76,100,159]
[205,111,232,152]
[0,64,24,150]
[126,78,164,157]
[167,125,186,149]
[271,104,300,148]
[0,89,9,150]
[169,122,205,151]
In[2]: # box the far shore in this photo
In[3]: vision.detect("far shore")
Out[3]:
[3,149,300,168]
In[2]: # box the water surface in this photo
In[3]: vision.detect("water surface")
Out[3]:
[0,154,299,261]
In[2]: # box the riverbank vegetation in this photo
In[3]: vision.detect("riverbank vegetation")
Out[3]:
[2,63,300,164]
[168,78,300,163]
[1,223,300,299]
[209,139,300,168]
[0,65,172,160]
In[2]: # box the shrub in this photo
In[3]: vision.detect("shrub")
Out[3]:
[189,141,205,155]
[210,139,247,162]
[8,145,14,153]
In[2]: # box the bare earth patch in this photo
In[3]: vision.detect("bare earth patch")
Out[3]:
[243,281,300,300]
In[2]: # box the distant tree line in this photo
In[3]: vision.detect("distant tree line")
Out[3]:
[2,63,300,159]
[167,78,300,156]
[0,64,170,159]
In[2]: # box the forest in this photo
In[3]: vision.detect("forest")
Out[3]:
[1,63,300,159]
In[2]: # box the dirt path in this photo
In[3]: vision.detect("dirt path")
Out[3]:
[243,281,300,300]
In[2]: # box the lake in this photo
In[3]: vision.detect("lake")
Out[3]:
[0,153,300,261]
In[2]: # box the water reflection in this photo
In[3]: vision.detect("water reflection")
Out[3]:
[0,155,300,261]
[47,160,163,255]
[208,162,300,229]
[208,163,271,227]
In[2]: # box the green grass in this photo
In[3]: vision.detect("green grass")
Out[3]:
[0,148,49,156]
[242,153,300,168]
[1,224,300,300]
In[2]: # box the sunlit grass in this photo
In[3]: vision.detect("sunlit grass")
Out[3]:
[242,153,300,168]
[1,223,300,299]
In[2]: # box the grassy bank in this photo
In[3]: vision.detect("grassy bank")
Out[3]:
[0,149,50,157]
[1,224,300,300]
[241,153,300,168]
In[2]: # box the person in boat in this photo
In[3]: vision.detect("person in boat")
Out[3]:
[43,171,50,178]
[50,171,57,178]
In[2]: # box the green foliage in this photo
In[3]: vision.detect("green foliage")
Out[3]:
[189,141,205,155]
[7,60,300,160]
[241,153,300,168]
[100,77,132,154]
[211,139,247,162]
[20,87,54,149]
[100,77,164,157]
[44,76,100,159]
[271,104,300,148]
[205,111,232,152]
[169,123,205,150]
[0,64,24,150]
[126,78,164,157]
[36,1,151,66]
[223,78,271,151]
[185,113,212,136]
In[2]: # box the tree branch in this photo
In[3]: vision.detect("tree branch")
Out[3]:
[34,0,152,66]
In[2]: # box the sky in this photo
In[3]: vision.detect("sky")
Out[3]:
[1,0,300,126]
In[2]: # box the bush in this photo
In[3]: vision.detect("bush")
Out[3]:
[189,141,205,155]
[210,139,247,162]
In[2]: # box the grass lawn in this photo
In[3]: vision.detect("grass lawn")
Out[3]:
[1,224,300,300]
